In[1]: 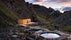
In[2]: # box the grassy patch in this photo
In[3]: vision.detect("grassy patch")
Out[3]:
[62,26,71,32]
[0,1,19,20]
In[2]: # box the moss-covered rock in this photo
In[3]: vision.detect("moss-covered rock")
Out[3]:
[62,26,71,32]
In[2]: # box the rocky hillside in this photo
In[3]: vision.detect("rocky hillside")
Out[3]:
[0,0,62,24]
[1,0,33,19]
[50,10,71,32]
[0,0,19,29]
[0,0,71,40]
[31,5,62,22]
[52,11,71,26]
[0,0,63,30]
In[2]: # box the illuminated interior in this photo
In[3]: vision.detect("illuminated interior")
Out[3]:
[18,19,31,25]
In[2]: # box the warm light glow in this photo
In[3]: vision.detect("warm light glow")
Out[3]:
[33,2,42,5]
[33,0,47,5]
[63,2,71,7]
[18,19,31,25]
[39,0,47,2]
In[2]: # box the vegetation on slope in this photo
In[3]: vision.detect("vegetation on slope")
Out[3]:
[0,1,19,20]
[62,26,71,32]
[0,1,19,29]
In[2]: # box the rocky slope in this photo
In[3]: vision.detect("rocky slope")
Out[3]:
[1,0,33,19]
[50,10,71,32]
[52,11,71,26]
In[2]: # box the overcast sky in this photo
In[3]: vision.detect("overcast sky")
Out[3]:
[25,0,71,11]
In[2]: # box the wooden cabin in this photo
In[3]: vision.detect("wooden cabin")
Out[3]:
[18,19,31,25]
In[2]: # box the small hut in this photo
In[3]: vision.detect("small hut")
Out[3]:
[18,19,31,25]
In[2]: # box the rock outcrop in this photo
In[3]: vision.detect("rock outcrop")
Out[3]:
[52,10,71,26]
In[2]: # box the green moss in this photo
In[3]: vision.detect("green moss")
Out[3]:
[0,1,19,28]
[62,26,71,32]
[48,24,71,32]
[48,18,54,21]
[48,24,55,28]
[37,14,45,19]
[36,14,46,22]
[0,1,19,20]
